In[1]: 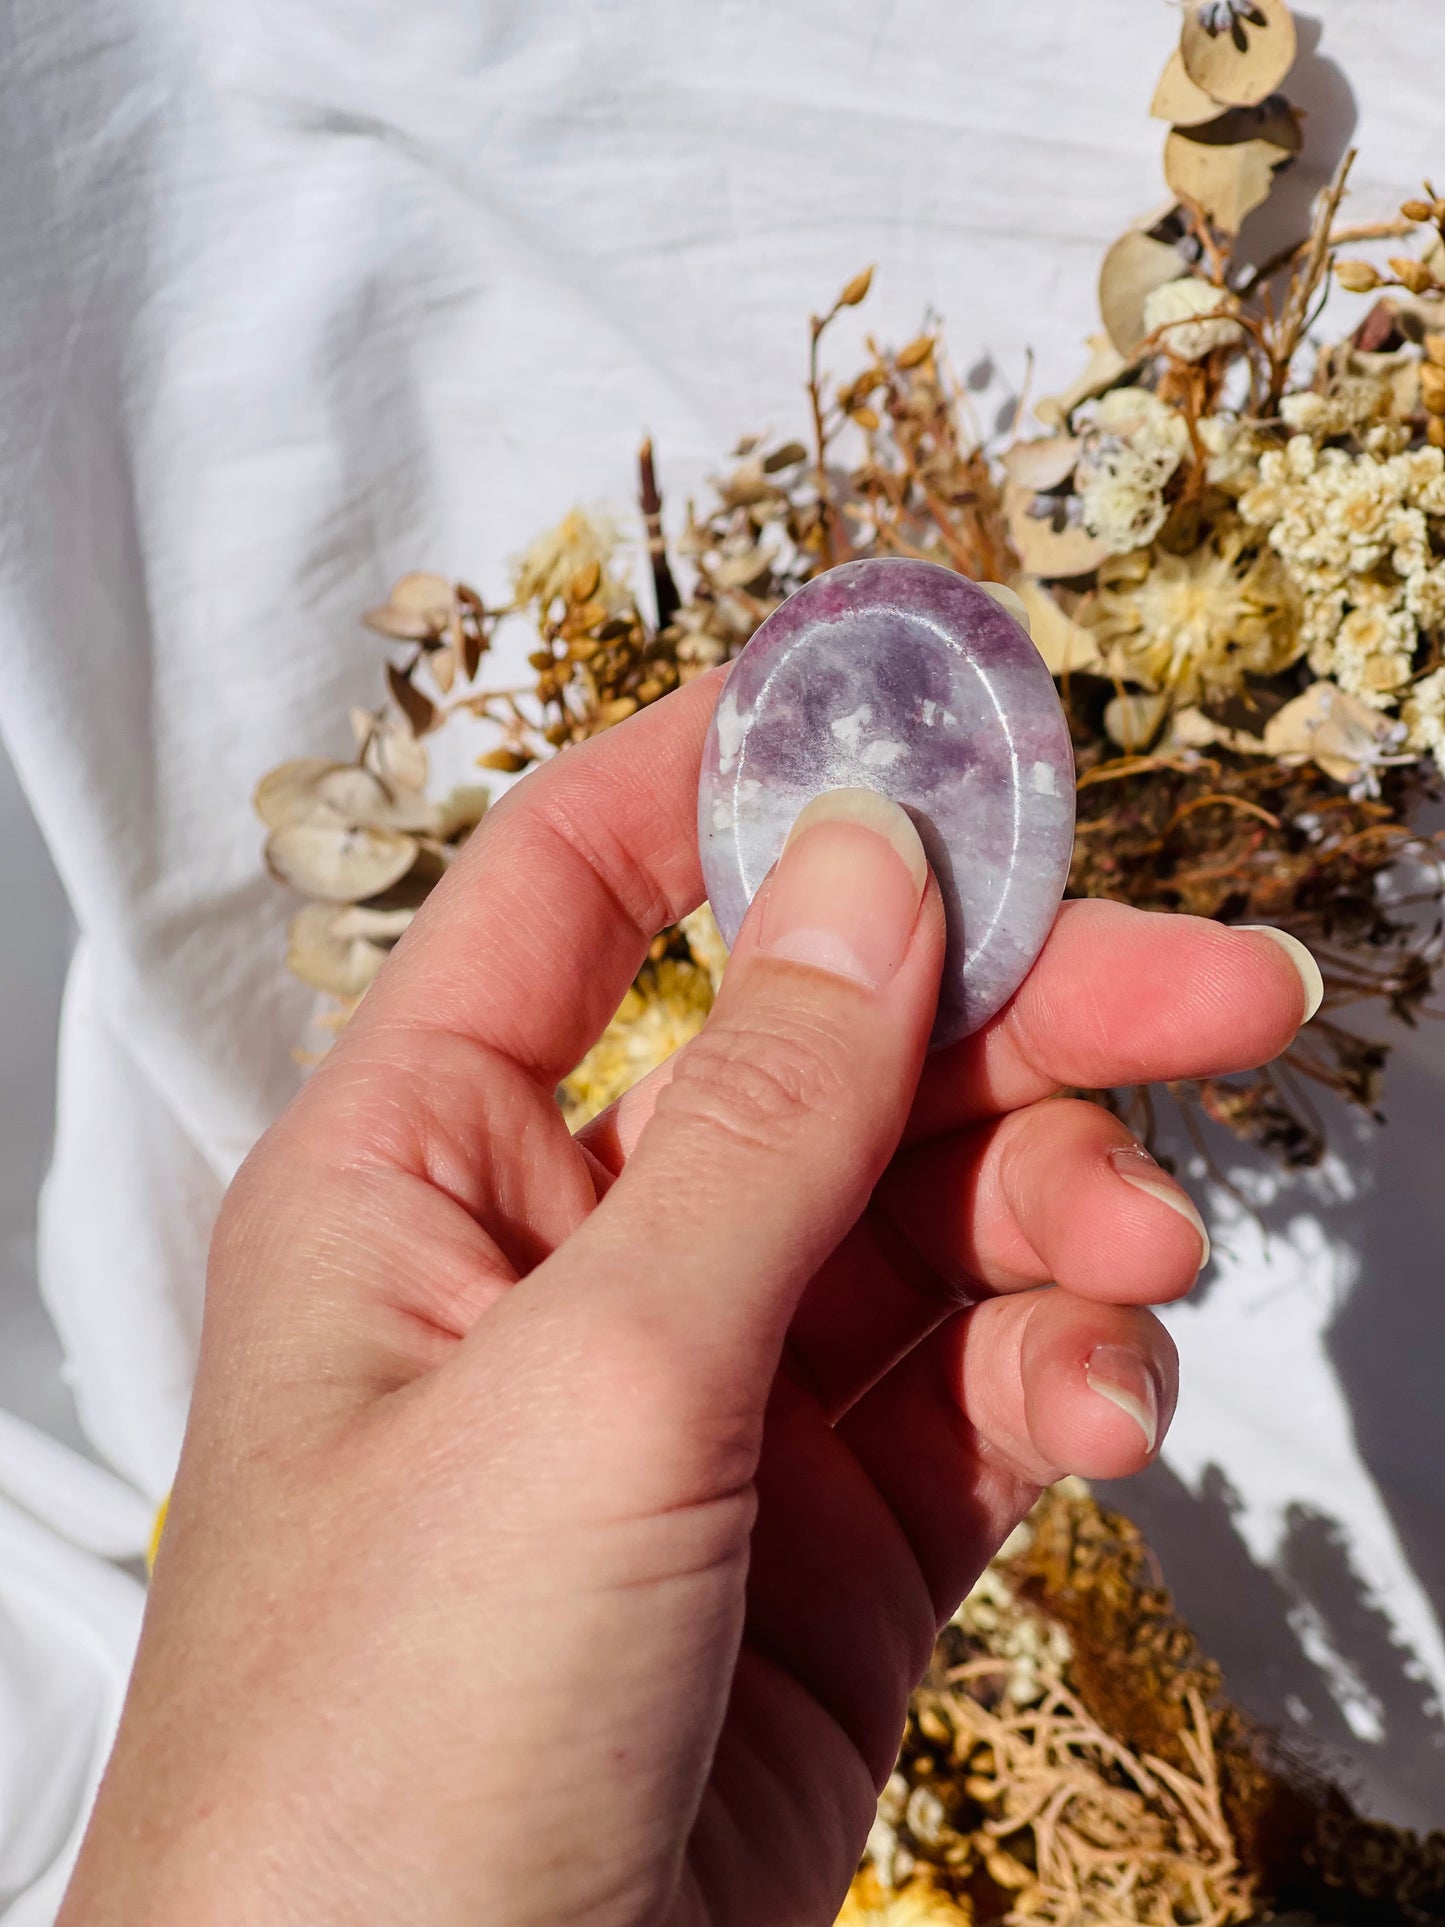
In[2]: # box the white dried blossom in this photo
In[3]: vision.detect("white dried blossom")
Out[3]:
[1073,388,1191,554]
[1406,561,1445,634]
[1238,436,1445,703]
[1279,375,1393,441]
[1199,414,1262,494]
[1331,604,1417,703]
[1087,386,1192,465]
[1077,443,1173,551]
[1142,276,1243,361]
[1402,666,1445,765]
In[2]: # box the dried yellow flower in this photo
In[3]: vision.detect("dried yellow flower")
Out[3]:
[560,958,714,1126]
[512,508,622,611]
[1086,519,1300,702]
[835,1879,970,1927]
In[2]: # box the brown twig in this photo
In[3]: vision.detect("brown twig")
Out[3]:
[637,437,679,628]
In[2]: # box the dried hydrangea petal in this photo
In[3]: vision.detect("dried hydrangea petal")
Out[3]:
[698,559,1075,1047]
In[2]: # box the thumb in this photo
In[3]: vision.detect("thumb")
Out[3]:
[547,787,945,1384]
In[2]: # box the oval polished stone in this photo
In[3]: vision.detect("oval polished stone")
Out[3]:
[698,558,1075,1046]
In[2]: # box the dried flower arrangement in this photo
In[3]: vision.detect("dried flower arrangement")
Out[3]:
[252,2,1445,1918]
[258,0,1445,1166]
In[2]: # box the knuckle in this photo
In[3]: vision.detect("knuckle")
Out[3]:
[659,1006,851,1154]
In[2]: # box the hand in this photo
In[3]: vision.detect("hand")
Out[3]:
[62,667,1315,1927]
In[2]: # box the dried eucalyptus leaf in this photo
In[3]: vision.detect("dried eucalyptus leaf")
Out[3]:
[1150,49,1227,127]
[1163,125,1289,233]
[332,904,416,941]
[1035,334,1133,428]
[312,765,439,835]
[1263,681,1407,786]
[266,822,418,903]
[1004,485,1114,581]
[1001,437,1082,494]
[362,717,430,794]
[254,758,346,830]
[362,602,436,641]
[1099,229,1187,356]
[1180,0,1296,109]
[286,903,391,999]
[387,661,439,736]
[1012,576,1104,675]
[433,784,491,841]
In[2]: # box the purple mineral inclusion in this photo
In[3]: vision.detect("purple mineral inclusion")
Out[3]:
[697,558,1075,1048]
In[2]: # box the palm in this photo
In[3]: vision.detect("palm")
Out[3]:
[255,670,1301,1925]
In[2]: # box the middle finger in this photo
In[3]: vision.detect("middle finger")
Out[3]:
[785,1097,1208,1417]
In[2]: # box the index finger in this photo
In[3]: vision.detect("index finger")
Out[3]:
[350,668,722,1085]
[904,897,1321,1145]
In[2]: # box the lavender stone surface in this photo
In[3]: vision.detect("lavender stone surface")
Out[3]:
[697,558,1075,1047]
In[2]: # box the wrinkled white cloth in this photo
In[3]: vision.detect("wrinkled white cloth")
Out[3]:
[2,0,1445,1910]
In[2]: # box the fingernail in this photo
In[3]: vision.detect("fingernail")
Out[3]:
[1108,1144,1210,1272]
[1085,1344,1160,1454]
[759,788,928,990]
[981,580,1032,635]
[1237,925,1324,1023]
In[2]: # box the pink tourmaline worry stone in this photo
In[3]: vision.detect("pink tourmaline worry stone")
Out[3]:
[697,559,1075,1047]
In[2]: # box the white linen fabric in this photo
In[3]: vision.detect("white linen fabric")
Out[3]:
[1,0,1444,1909]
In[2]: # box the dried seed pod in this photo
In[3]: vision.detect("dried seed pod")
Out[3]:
[1389,256,1437,295]
[1423,332,1445,368]
[761,440,807,472]
[477,746,532,773]
[1334,259,1382,294]
[839,265,874,307]
[1401,198,1435,224]
[896,334,936,370]
[1420,362,1445,414]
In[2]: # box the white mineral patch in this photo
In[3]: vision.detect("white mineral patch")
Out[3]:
[1031,760,1057,795]
[831,703,873,747]
[920,700,958,728]
[711,797,732,831]
[735,777,760,807]
[861,738,907,768]
[715,689,747,773]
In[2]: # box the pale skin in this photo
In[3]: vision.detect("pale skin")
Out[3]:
[61,665,1317,1927]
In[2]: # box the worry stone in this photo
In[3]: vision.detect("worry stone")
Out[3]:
[697,558,1075,1047]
